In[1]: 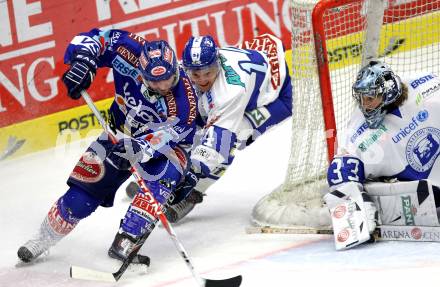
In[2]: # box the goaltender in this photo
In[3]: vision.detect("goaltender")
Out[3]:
[325,61,440,249]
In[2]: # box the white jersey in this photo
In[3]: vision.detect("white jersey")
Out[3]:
[197,34,288,134]
[336,71,440,183]
[190,34,289,175]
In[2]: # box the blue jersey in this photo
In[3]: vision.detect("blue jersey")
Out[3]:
[64,29,197,151]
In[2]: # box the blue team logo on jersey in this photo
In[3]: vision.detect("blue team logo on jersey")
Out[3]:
[417,109,429,122]
[405,127,440,172]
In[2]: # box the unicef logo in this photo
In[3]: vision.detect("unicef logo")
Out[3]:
[416,110,429,122]
[406,127,440,172]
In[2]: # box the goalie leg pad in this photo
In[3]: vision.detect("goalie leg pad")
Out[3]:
[324,182,378,250]
[364,179,440,226]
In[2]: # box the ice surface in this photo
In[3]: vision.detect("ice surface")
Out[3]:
[1,120,440,287]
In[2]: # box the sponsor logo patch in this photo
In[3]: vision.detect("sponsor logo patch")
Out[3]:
[350,122,369,143]
[182,77,197,124]
[358,124,387,152]
[128,33,146,45]
[392,110,429,143]
[219,54,245,87]
[411,227,422,239]
[337,228,350,242]
[109,31,122,48]
[241,34,281,89]
[132,192,161,220]
[246,108,270,128]
[47,201,77,235]
[70,151,105,183]
[164,92,178,117]
[151,66,166,76]
[333,205,346,219]
[401,196,415,225]
[116,46,139,67]
[112,56,140,80]
[139,52,148,70]
[163,46,174,64]
[416,81,440,105]
[410,74,435,89]
[148,49,162,58]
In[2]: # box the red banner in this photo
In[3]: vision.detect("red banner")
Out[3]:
[0,0,292,128]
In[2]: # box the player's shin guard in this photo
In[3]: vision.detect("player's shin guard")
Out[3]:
[18,198,80,263]
[109,182,173,262]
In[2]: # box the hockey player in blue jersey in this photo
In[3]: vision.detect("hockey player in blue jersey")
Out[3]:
[162,34,293,222]
[17,29,198,263]
[324,61,440,250]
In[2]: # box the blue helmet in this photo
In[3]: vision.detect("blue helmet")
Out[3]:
[352,61,402,128]
[182,36,219,70]
[139,40,177,82]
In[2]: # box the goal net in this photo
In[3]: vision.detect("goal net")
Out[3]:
[251,0,440,229]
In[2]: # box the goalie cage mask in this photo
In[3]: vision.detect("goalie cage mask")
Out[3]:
[352,61,403,129]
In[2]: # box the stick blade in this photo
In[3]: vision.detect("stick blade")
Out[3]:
[70,265,117,283]
[204,275,242,287]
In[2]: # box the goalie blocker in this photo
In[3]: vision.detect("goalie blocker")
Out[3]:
[324,179,440,250]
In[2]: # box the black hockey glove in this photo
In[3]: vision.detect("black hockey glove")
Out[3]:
[108,137,153,170]
[62,51,98,99]
[170,168,202,205]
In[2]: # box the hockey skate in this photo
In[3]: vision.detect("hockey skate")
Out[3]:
[17,213,72,263]
[166,190,204,223]
[108,230,150,266]
[17,238,51,263]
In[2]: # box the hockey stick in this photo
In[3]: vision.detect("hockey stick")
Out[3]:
[71,90,242,287]
[0,136,25,161]
[246,225,440,242]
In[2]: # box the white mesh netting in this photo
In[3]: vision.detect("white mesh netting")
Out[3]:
[251,0,440,229]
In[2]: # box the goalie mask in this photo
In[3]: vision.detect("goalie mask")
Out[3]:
[352,61,402,129]
[139,40,179,96]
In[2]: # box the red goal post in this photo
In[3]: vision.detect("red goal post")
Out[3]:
[251,0,440,230]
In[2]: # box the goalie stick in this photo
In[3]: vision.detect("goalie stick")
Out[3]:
[246,225,440,242]
[70,90,242,287]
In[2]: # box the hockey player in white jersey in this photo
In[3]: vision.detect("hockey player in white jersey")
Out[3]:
[162,34,293,222]
[325,60,440,250]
